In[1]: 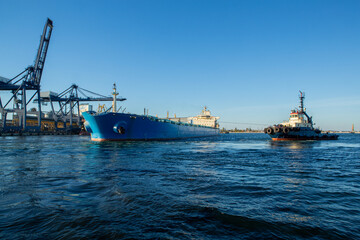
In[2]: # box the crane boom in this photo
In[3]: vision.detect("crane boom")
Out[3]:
[32,18,53,86]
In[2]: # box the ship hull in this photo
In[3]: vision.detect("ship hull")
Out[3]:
[265,127,338,141]
[271,135,338,141]
[82,112,220,141]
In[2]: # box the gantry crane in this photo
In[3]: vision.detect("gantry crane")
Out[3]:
[0,18,53,132]
[38,84,126,132]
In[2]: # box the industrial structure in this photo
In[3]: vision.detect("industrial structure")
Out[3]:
[0,19,125,134]
[38,84,126,132]
[0,18,53,133]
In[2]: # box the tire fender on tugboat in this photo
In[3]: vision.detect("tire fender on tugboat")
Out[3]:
[283,127,290,134]
[266,127,274,134]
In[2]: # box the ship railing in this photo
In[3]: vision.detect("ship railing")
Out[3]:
[145,115,217,129]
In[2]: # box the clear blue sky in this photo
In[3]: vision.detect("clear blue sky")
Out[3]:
[1,0,359,131]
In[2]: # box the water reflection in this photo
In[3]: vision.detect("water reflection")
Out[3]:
[189,141,220,153]
[269,140,320,150]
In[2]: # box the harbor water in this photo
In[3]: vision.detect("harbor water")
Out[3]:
[0,133,359,239]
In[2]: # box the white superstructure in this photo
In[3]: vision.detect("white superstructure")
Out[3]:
[281,110,312,128]
[280,91,313,128]
[188,107,220,128]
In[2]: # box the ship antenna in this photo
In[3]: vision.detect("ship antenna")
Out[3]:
[299,91,305,113]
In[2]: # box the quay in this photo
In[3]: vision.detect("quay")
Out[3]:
[0,130,83,137]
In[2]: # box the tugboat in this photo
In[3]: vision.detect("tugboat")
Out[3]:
[264,91,338,141]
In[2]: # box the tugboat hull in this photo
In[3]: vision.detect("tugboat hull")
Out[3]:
[271,135,338,141]
[265,127,338,141]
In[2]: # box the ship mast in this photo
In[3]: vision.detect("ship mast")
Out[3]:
[299,90,313,125]
[112,83,119,113]
[299,91,305,113]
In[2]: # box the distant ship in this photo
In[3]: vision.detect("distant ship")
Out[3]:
[264,91,338,141]
[83,84,220,141]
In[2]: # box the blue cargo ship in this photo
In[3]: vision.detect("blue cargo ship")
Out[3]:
[264,91,338,141]
[82,85,220,141]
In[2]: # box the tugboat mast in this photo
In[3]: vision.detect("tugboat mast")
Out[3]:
[299,91,305,113]
[298,90,313,125]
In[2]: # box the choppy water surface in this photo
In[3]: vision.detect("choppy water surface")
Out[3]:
[0,133,359,239]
